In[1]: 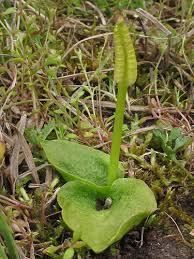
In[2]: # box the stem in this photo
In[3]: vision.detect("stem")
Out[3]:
[108,81,128,185]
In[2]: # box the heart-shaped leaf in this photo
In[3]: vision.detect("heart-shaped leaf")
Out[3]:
[42,140,124,189]
[58,178,157,253]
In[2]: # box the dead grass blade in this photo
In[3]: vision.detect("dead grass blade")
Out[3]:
[17,131,40,184]
[10,114,27,192]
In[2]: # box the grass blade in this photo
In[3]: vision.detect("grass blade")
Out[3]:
[0,212,20,259]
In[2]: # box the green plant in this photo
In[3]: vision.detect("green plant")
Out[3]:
[43,139,124,191]
[91,0,150,10]
[42,18,157,253]
[153,128,191,161]
[0,212,19,259]
[108,17,137,185]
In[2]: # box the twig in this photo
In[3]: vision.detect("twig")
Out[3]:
[139,226,145,247]
[0,68,17,118]
[17,131,40,184]
[0,195,31,209]
[86,1,106,25]
[20,0,48,22]
[18,163,49,180]
[58,68,114,79]
[45,187,60,208]
[83,100,194,114]
[10,114,27,193]
[136,8,172,66]
[136,8,171,36]
[62,32,112,60]
[164,212,186,243]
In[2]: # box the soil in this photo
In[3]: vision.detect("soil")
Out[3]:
[51,186,194,259]
[85,189,194,259]
[86,228,194,259]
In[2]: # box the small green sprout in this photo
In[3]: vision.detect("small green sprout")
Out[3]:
[153,128,191,161]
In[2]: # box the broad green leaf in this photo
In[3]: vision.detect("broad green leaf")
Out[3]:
[114,18,137,86]
[58,178,157,253]
[42,140,124,189]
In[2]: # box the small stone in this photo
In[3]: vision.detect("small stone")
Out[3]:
[104,197,112,209]
[189,229,194,236]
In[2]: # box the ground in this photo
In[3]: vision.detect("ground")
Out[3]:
[0,0,193,258]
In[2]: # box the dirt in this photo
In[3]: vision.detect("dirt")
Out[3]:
[84,186,194,259]
[58,185,194,259]
[86,228,194,259]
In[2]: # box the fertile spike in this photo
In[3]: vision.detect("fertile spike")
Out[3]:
[114,18,137,87]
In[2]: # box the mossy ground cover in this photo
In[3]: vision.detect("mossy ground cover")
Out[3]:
[0,0,193,258]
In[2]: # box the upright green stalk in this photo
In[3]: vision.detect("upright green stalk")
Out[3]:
[108,18,137,185]
[108,80,128,185]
